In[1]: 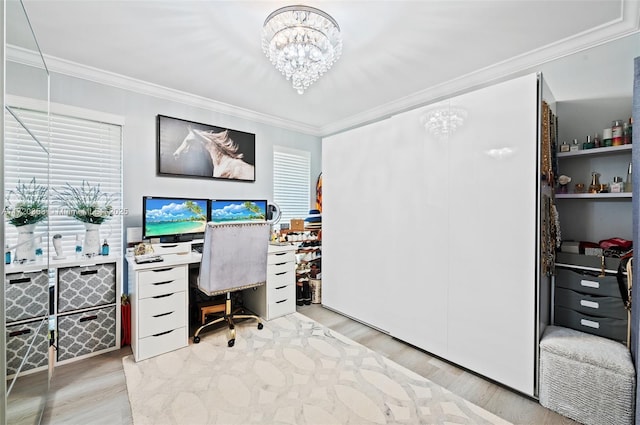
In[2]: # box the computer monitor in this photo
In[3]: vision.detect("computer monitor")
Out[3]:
[210,199,268,223]
[143,196,209,242]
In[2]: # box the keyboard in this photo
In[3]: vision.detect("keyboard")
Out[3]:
[134,254,164,264]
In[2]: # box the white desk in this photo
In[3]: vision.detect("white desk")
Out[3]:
[125,244,296,361]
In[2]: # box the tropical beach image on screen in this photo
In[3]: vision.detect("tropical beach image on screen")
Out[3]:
[211,200,267,223]
[145,198,208,237]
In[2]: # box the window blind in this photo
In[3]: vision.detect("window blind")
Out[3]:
[273,146,311,230]
[4,106,123,257]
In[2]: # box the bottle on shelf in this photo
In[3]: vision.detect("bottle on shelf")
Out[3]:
[589,172,601,194]
[559,140,570,153]
[35,236,43,258]
[570,138,580,152]
[5,244,11,265]
[623,117,632,145]
[101,239,110,256]
[625,161,633,193]
[75,235,83,256]
[582,135,594,150]
[603,128,613,147]
[611,177,624,193]
[593,132,601,148]
[612,119,624,146]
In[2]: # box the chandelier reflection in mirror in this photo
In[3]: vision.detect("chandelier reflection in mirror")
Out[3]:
[262,5,342,94]
[420,107,468,138]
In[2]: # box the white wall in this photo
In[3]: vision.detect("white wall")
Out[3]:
[6,62,322,243]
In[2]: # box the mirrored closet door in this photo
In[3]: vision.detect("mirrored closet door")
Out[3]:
[4,0,51,424]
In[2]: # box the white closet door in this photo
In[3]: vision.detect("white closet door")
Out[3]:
[322,119,394,331]
[446,73,538,396]
[383,101,450,357]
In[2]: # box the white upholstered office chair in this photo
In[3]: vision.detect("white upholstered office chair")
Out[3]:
[192,221,270,347]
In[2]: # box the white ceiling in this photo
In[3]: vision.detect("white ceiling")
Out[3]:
[8,0,640,136]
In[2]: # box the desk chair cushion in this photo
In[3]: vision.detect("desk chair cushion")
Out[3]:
[197,222,270,297]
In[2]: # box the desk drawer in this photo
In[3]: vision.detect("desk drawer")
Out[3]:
[5,269,49,322]
[138,267,187,299]
[268,268,295,287]
[58,263,116,313]
[555,287,626,320]
[268,250,295,265]
[555,268,621,298]
[268,297,295,319]
[137,327,187,361]
[269,281,295,301]
[268,261,294,276]
[138,292,186,338]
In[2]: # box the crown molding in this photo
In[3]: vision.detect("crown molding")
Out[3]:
[320,1,640,137]
[7,0,639,139]
[6,45,323,137]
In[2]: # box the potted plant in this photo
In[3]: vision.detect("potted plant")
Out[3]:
[53,180,113,255]
[5,178,48,261]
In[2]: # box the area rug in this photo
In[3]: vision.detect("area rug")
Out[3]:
[122,313,512,425]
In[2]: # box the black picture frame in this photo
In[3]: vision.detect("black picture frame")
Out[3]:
[156,115,256,182]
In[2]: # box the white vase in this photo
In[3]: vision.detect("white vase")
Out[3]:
[84,223,101,255]
[15,223,37,261]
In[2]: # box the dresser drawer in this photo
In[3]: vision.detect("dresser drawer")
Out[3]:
[555,268,621,298]
[268,268,295,287]
[137,327,187,361]
[268,250,295,265]
[138,292,186,338]
[268,297,295,319]
[57,305,117,361]
[58,263,116,313]
[138,266,187,299]
[554,305,627,342]
[555,287,626,320]
[5,269,49,322]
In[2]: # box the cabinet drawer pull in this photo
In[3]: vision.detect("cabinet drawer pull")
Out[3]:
[580,300,599,309]
[275,271,288,276]
[152,311,174,318]
[275,299,288,304]
[275,262,287,266]
[160,244,178,248]
[153,280,174,286]
[9,277,31,284]
[275,285,287,290]
[580,319,600,329]
[152,268,174,273]
[9,329,31,337]
[152,329,174,337]
[152,293,174,299]
[79,315,98,323]
[80,270,99,276]
[580,279,599,289]
[274,252,287,256]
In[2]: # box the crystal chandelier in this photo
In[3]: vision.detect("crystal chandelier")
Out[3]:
[262,5,342,94]
[420,107,468,138]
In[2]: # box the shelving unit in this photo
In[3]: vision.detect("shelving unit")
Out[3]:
[554,135,632,345]
[280,228,321,305]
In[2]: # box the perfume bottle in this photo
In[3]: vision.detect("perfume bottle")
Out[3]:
[625,161,633,193]
[101,239,110,256]
[5,245,11,265]
[589,172,601,194]
[570,139,580,152]
[559,141,570,152]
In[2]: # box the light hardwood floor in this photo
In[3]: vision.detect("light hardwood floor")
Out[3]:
[39,304,577,425]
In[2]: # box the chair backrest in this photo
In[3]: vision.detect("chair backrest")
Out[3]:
[197,222,270,296]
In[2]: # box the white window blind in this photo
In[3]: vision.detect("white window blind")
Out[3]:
[5,106,123,257]
[273,146,311,229]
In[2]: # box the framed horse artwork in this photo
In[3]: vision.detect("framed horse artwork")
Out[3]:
[156,115,256,182]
